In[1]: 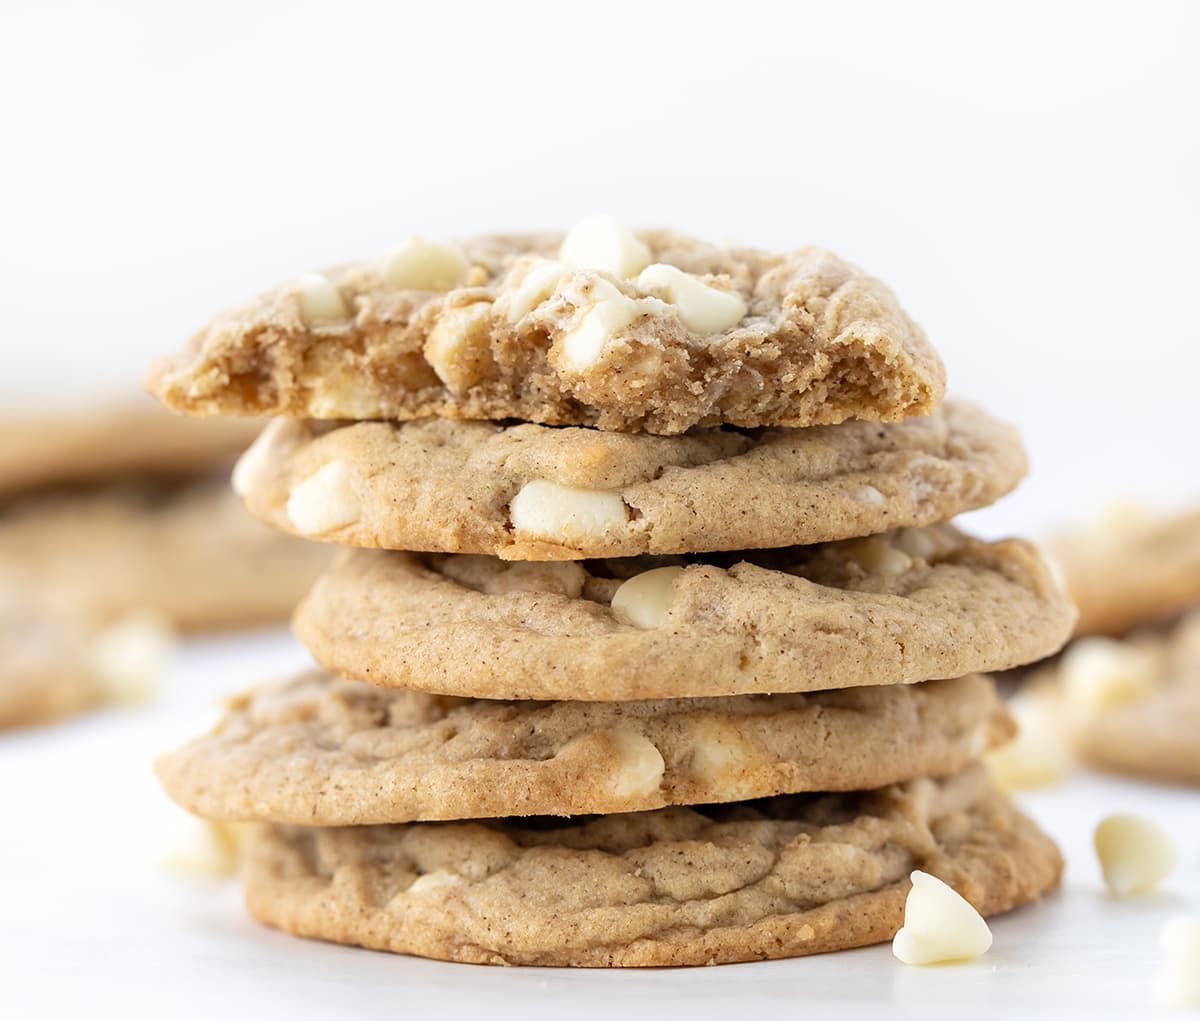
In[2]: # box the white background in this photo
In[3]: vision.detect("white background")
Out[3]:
[2,2,1199,1018]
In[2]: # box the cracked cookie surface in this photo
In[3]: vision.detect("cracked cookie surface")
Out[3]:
[157,671,1011,824]
[294,525,1075,700]
[147,230,944,434]
[240,763,1062,967]
[236,400,1024,560]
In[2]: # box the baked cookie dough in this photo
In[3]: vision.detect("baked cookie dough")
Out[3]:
[1051,506,1200,637]
[147,224,945,434]
[240,763,1062,967]
[0,478,331,632]
[294,525,1075,700]
[157,671,1011,824]
[236,400,1025,560]
[0,401,258,498]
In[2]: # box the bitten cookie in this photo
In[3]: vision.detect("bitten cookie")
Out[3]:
[294,525,1076,701]
[235,401,1025,560]
[157,671,1012,824]
[240,764,1062,967]
[147,223,945,434]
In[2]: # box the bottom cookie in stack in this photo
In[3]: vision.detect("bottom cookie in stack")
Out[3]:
[157,671,1062,966]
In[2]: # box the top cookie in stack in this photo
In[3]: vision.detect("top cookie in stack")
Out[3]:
[151,219,1073,967]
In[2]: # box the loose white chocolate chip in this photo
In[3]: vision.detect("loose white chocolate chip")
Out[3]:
[505,259,568,321]
[985,692,1072,789]
[559,216,651,277]
[89,612,174,706]
[1060,638,1155,719]
[296,272,350,326]
[379,236,469,290]
[424,301,493,390]
[852,484,887,507]
[846,537,914,577]
[1094,813,1176,897]
[635,263,747,333]
[160,816,243,878]
[608,730,665,798]
[509,480,628,543]
[1153,917,1200,1008]
[894,526,938,560]
[558,279,660,370]
[286,460,361,536]
[407,870,462,894]
[892,870,993,965]
[231,419,288,497]
[610,566,684,629]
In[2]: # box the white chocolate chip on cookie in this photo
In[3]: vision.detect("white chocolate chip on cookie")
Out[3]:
[557,279,662,370]
[296,273,350,326]
[985,691,1072,789]
[688,721,752,788]
[559,216,651,277]
[1061,638,1155,718]
[379,236,469,290]
[608,730,665,798]
[635,263,747,333]
[407,869,462,894]
[852,484,887,507]
[894,526,938,559]
[892,870,993,965]
[509,480,628,543]
[505,259,568,322]
[286,461,362,536]
[232,419,288,497]
[1153,917,1200,1008]
[1094,813,1176,897]
[610,566,684,629]
[846,537,914,576]
[424,301,493,390]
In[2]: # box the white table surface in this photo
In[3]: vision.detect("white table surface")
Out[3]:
[3,627,1197,1021]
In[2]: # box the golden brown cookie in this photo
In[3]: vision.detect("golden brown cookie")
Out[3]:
[0,478,331,632]
[147,227,945,434]
[0,401,258,498]
[294,525,1075,700]
[1051,506,1200,636]
[157,671,1012,824]
[239,764,1062,967]
[235,401,1025,560]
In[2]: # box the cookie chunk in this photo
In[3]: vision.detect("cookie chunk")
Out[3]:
[239,764,1062,967]
[294,525,1075,700]
[147,226,945,434]
[236,401,1024,560]
[157,671,1012,824]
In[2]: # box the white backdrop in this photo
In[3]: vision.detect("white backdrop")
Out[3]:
[3,0,1197,534]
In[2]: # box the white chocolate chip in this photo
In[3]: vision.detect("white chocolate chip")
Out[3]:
[379,236,469,290]
[160,816,243,878]
[1153,917,1200,1008]
[1061,638,1155,719]
[88,611,174,706]
[852,484,887,507]
[505,259,569,322]
[509,480,628,543]
[424,301,493,390]
[232,419,289,497]
[559,216,651,277]
[608,730,665,798]
[688,723,752,786]
[1094,813,1176,897]
[610,566,684,629]
[408,869,462,894]
[286,461,361,536]
[558,279,661,370]
[894,526,938,560]
[985,692,1072,789]
[635,263,747,333]
[846,537,914,577]
[296,272,350,326]
[892,870,993,965]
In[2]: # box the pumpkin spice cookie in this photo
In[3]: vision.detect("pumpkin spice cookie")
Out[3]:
[147,222,945,434]
[239,763,1062,967]
[294,525,1075,701]
[235,400,1025,560]
[156,671,1012,824]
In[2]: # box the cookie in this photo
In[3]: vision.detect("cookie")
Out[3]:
[1051,506,1200,636]
[235,400,1025,560]
[239,763,1062,967]
[147,225,945,434]
[0,478,331,632]
[294,525,1075,700]
[157,671,1012,824]
[0,401,258,498]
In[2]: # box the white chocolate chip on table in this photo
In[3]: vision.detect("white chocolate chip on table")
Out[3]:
[985,691,1073,790]
[1093,813,1176,897]
[892,870,993,965]
[286,460,362,536]
[1060,638,1155,719]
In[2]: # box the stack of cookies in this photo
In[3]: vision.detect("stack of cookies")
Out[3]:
[150,220,1074,966]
